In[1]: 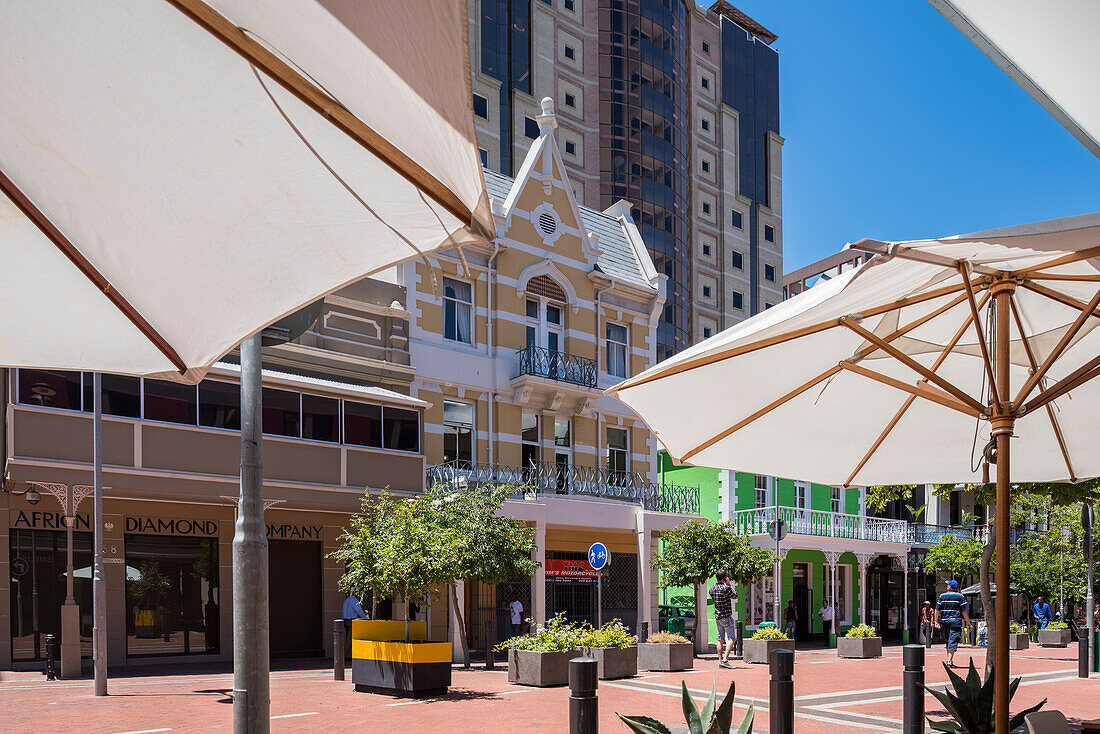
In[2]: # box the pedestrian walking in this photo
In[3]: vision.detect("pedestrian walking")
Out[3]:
[509,595,525,636]
[934,580,971,668]
[920,600,935,646]
[784,600,798,640]
[1033,597,1053,630]
[709,570,737,668]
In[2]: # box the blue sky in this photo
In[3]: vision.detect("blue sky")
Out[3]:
[707,1,1100,271]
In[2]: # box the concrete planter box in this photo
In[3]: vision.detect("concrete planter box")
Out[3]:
[1008,633,1030,650]
[743,638,794,664]
[507,649,577,687]
[1038,629,1070,648]
[638,642,693,672]
[583,646,638,680]
[350,620,450,698]
[837,636,882,659]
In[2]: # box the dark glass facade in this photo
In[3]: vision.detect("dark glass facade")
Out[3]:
[481,0,532,174]
[721,18,779,314]
[10,530,93,660]
[598,0,690,361]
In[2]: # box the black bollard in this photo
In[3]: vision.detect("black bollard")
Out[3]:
[902,644,925,734]
[485,620,496,670]
[569,657,599,734]
[44,635,58,681]
[769,648,794,734]
[1080,631,1090,678]
[733,621,744,660]
[639,621,649,644]
[334,620,346,681]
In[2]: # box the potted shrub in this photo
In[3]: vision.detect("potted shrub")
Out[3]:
[1007,621,1029,650]
[638,631,694,672]
[743,626,794,664]
[497,612,581,687]
[1037,621,1070,648]
[922,659,1044,732]
[838,624,882,658]
[581,619,638,680]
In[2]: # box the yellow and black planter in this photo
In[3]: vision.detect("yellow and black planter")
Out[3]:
[351,620,451,698]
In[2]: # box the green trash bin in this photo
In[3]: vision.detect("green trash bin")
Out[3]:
[667,616,686,636]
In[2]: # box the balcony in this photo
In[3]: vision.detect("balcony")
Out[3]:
[426,461,700,515]
[730,506,910,545]
[906,523,1022,546]
[514,345,597,389]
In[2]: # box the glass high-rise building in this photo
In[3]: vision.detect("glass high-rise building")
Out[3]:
[470,0,783,359]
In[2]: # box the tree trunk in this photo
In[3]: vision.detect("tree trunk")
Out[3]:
[980,533,996,679]
[371,589,378,621]
[449,582,471,668]
[404,589,411,643]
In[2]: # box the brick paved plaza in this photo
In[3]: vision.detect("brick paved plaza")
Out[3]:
[2,644,1096,733]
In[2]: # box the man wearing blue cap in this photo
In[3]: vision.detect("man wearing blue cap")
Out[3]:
[934,579,971,667]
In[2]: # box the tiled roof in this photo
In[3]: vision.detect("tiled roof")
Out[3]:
[482,168,655,291]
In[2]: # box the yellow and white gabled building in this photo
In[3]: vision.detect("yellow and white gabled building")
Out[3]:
[400,98,701,656]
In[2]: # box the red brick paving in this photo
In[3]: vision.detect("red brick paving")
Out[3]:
[0,645,1095,733]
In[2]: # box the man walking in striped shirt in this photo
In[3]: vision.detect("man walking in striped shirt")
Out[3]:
[934,579,971,667]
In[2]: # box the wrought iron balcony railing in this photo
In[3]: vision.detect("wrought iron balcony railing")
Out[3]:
[426,461,700,515]
[906,523,1021,546]
[730,506,910,544]
[515,345,597,388]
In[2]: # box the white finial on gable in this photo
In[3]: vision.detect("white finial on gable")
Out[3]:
[537,97,557,133]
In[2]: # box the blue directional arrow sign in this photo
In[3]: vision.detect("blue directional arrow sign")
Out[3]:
[587,542,609,571]
[11,557,28,577]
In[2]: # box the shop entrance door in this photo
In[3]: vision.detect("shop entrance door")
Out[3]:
[792,563,810,641]
[268,540,322,657]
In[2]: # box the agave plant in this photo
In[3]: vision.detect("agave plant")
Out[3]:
[923,660,1045,733]
[618,680,754,734]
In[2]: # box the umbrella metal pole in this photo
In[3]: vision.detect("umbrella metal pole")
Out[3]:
[93,373,107,696]
[992,282,1015,734]
[234,334,269,734]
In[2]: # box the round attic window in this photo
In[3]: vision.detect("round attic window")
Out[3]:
[538,211,558,238]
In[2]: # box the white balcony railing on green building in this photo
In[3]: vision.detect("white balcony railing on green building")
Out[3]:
[730,506,909,544]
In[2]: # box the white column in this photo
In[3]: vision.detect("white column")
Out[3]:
[855,553,875,625]
[824,551,841,640]
[531,522,546,627]
[636,516,653,636]
[694,584,709,655]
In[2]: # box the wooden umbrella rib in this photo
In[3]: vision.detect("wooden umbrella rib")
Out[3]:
[1021,352,1100,415]
[680,364,843,463]
[839,317,985,414]
[1013,283,1100,406]
[837,361,981,418]
[959,265,1001,413]
[617,279,981,392]
[851,291,970,361]
[1014,245,1100,276]
[0,169,187,374]
[843,300,983,487]
[1010,298,1076,481]
[1018,280,1100,320]
[1025,273,1100,282]
[165,0,474,230]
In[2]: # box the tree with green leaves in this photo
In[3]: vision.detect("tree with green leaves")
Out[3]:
[653,519,775,638]
[428,483,540,667]
[924,535,984,580]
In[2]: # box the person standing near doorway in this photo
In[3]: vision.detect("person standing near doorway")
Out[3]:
[509,595,525,636]
[819,599,834,642]
[784,600,798,640]
[709,570,737,669]
[342,589,368,657]
[934,580,971,668]
[920,601,935,646]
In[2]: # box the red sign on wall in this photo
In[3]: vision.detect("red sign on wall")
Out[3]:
[545,559,599,583]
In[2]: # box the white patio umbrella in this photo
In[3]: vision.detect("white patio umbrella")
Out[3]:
[1,0,493,381]
[2,3,491,728]
[928,0,1100,158]
[610,212,1100,734]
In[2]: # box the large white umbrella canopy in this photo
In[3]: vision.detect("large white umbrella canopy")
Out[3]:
[927,0,1100,158]
[612,212,1100,733]
[1,0,493,381]
[611,212,1100,486]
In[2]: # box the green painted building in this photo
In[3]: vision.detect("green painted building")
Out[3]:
[658,453,915,647]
